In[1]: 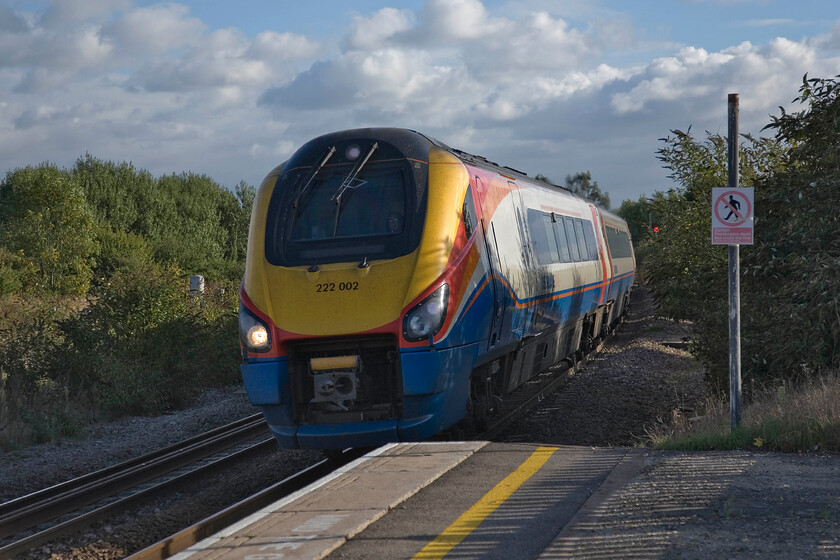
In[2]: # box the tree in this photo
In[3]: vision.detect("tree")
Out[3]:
[742,74,840,378]
[218,180,256,264]
[73,156,251,281]
[643,126,794,389]
[73,154,151,232]
[0,165,98,295]
[565,171,610,209]
[616,196,654,246]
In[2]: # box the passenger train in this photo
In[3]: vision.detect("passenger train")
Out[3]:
[238,128,635,449]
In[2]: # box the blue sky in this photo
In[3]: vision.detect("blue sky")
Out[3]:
[2,0,840,205]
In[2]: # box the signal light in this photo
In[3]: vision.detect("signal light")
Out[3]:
[653,226,660,233]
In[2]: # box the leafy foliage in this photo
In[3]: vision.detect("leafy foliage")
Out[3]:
[565,171,611,209]
[0,155,254,447]
[743,75,840,379]
[616,196,654,246]
[58,265,240,415]
[72,155,255,281]
[0,164,99,295]
[644,130,787,389]
[535,171,611,208]
[643,75,840,391]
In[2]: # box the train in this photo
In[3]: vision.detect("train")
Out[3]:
[238,128,635,450]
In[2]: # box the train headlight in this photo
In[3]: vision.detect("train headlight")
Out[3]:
[403,284,449,342]
[239,303,272,353]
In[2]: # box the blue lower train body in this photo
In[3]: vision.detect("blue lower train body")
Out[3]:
[242,342,478,449]
[241,269,632,450]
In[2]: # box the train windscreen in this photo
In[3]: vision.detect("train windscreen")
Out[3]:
[264,135,428,267]
[290,164,407,241]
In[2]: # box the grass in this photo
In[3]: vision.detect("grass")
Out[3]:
[648,370,840,453]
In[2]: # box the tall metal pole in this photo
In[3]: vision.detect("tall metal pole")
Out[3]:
[727,93,742,430]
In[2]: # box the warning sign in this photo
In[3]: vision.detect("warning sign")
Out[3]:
[712,187,754,245]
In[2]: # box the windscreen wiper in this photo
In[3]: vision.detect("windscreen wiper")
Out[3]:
[292,145,336,214]
[331,142,378,236]
[331,142,378,203]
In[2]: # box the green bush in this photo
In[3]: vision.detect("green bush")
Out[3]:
[0,248,32,296]
[0,296,85,448]
[56,264,240,416]
[93,226,157,281]
[0,164,99,295]
[643,76,840,391]
[0,155,251,445]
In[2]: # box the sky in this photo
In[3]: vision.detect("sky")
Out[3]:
[2,0,840,206]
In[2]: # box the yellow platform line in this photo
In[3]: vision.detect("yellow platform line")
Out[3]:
[412,446,559,560]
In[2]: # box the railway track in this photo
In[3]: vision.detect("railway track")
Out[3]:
[1,325,616,560]
[474,338,605,441]
[128,448,367,560]
[128,336,611,560]
[0,413,273,560]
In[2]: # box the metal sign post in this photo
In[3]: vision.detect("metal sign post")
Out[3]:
[712,94,752,431]
[725,94,742,430]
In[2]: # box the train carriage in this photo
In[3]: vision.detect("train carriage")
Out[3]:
[239,128,635,449]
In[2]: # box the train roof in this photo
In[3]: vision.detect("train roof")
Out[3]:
[292,127,620,212]
[414,130,574,196]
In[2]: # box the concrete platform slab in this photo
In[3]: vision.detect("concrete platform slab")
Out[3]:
[170,442,840,560]
[171,442,487,560]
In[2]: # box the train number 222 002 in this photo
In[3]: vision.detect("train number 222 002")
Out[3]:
[316,282,359,293]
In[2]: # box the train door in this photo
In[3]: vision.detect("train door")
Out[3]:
[512,183,536,337]
[590,206,613,305]
[474,176,507,350]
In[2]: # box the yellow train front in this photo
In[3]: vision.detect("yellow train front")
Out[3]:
[238,127,635,450]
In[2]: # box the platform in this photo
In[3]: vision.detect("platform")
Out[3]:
[171,442,840,559]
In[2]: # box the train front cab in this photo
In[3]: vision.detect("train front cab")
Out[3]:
[239,130,483,450]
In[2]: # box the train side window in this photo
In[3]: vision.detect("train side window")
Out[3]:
[606,225,631,259]
[564,218,581,262]
[582,220,599,260]
[606,226,617,257]
[542,213,560,263]
[527,209,552,265]
[553,219,571,262]
[462,186,476,240]
[573,220,589,261]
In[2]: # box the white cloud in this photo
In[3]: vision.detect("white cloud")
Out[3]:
[247,31,319,61]
[2,1,839,202]
[260,48,473,120]
[127,26,320,93]
[345,7,414,50]
[101,4,205,56]
[608,38,826,124]
[419,0,510,41]
[611,46,734,114]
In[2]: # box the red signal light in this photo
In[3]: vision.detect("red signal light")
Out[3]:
[653,226,660,233]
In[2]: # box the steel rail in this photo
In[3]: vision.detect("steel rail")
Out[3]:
[0,415,270,560]
[478,339,605,441]
[0,436,277,560]
[0,413,264,521]
[125,350,595,560]
[0,414,267,539]
[128,447,368,560]
[3,318,625,560]
[124,340,611,559]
